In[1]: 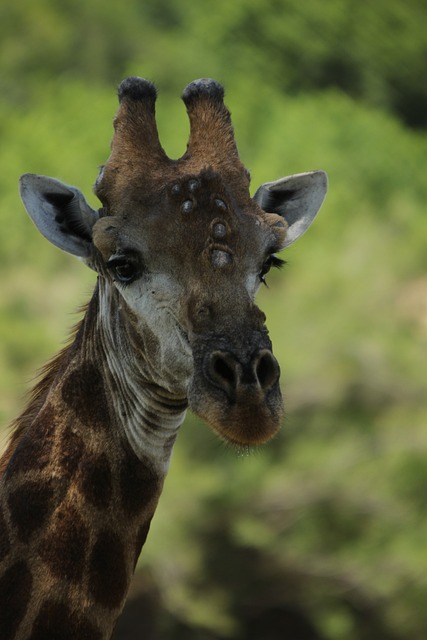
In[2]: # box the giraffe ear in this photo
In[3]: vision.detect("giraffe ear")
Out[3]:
[253,171,328,247]
[19,174,100,258]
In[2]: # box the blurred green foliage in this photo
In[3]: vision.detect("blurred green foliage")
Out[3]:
[1,1,427,639]
[2,0,427,128]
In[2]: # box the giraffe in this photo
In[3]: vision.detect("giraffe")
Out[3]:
[0,77,327,639]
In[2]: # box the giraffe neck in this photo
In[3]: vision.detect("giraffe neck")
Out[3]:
[95,278,188,473]
[0,280,188,640]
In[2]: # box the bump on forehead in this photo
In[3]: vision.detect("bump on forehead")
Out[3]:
[92,167,283,277]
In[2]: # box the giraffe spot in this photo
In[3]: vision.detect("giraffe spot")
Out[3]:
[38,506,89,583]
[7,481,55,543]
[58,427,85,478]
[89,529,128,610]
[77,453,113,509]
[120,447,160,517]
[61,362,110,430]
[7,404,56,477]
[0,561,32,640]
[0,509,11,562]
[30,601,102,640]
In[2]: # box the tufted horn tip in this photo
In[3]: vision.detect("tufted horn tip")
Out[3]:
[182,79,225,107]
[118,77,157,104]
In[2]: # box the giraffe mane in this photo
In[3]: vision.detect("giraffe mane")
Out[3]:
[0,301,91,477]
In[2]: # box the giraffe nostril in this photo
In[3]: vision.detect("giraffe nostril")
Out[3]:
[206,351,239,398]
[253,350,280,391]
[213,356,235,386]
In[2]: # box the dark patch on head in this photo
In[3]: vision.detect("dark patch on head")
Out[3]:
[6,403,56,478]
[77,453,113,509]
[168,169,232,220]
[0,561,32,640]
[0,509,11,562]
[120,447,160,517]
[134,520,152,567]
[61,362,110,430]
[58,427,85,478]
[7,481,55,543]
[30,601,102,640]
[88,529,128,609]
[38,506,89,583]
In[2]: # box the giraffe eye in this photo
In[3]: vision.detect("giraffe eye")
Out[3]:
[114,262,136,282]
[107,256,140,284]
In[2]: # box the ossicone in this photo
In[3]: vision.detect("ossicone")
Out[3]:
[118,77,158,104]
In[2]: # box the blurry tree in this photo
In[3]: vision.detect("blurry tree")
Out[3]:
[1,0,427,127]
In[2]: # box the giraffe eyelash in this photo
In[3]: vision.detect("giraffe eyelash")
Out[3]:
[259,254,286,285]
[269,255,286,269]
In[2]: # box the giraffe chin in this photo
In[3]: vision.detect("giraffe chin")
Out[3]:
[188,385,284,447]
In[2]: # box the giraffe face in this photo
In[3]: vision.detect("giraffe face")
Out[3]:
[19,77,327,446]
[91,167,288,444]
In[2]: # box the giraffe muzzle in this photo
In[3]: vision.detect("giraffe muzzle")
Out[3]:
[188,339,284,446]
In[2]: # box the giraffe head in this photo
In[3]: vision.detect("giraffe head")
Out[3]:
[19,77,327,447]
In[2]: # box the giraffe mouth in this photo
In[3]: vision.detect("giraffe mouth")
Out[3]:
[189,380,284,446]
[187,342,284,446]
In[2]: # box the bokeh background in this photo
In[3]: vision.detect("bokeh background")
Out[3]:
[1,1,427,638]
